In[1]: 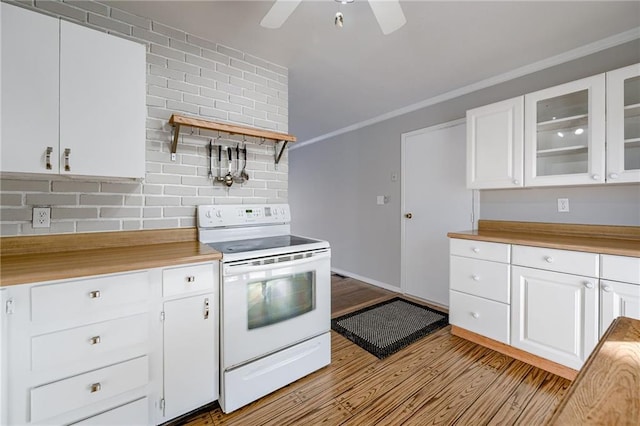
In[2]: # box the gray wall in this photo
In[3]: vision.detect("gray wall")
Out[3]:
[290,40,640,290]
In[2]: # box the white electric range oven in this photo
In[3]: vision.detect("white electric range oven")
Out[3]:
[197,204,331,413]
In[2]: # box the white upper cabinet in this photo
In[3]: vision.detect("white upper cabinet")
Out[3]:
[606,63,640,183]
[0,3,145,179]
[524,74,606,187]
[467,97,524,189]
[1,3,60,174]
[59,21,145,179]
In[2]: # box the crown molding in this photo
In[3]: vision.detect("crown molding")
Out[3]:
[292,27,640,150]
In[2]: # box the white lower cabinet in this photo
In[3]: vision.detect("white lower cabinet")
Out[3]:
[600,280,640,336]
[599,254,640,336]
[449,240,511,344]
[511,266,598,370]
[158,262,219,423]
[3,261,219,425]
[450,238,637,374]
[162,292,217,421]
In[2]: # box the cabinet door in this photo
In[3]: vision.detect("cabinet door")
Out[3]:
[163,293,217,420]
[0,3,59,174]
[467,96,524,189]
[60,21,145,179]
[524,74,605,186]
[511,266,598,370]
[606,63,640,183]
[600,280,640,336]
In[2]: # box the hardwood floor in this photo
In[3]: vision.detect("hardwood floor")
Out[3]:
[179,275,571,426]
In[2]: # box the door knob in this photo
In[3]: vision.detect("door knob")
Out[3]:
[405,213,412,219]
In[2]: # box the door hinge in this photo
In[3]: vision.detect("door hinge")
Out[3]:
[6,299,14,315]
[160,398,165,414]
[160,311,165,322]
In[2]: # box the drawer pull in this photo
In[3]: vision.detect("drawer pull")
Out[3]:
[204,297,210,320]
[90,383,101,393]
[64,148,71,172]
[513,179,519,185]
[583,281,594,289]
[186,276,196,283]
[602,285,612,292]
[544,256,554,263]
[471,274,480,281]
[472,247,480,253]
[45,146,53,170]
[89,290,101,299]
[89,336,101,345]
[471,312,480,319]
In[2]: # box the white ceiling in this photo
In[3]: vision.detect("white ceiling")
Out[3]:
[105,1,640,142]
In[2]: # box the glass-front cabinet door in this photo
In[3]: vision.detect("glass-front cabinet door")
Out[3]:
[524,74,605,186]
[606,63,640,183]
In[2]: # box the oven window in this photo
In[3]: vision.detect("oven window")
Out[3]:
[247,272,315,330]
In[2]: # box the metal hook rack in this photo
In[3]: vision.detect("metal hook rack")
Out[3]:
[168,114,296,165]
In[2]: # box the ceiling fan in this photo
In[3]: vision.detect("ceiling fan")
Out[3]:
[261,0,407,35]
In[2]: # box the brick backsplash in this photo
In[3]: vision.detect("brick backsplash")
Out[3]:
[0,0,289,236]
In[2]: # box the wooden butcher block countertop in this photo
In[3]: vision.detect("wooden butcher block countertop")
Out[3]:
[547,316,640,425]
[447,220,640,257]
[0,228,222,287]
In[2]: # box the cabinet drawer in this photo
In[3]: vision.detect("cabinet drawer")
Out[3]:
[31,271,149,325]
[449,290,510,344]
[450,239,510,263]
[31,314,148,372]
[450,256,510,303]
[601,254,640,284]
[512,245,598,277]
[71,397,148,425]
[30,356,148,423]
[163,263,214,297]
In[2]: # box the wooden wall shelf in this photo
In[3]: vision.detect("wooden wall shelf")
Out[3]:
[168,114,296,164]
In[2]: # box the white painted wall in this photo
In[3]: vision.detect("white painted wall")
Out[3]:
[290,40,640,290]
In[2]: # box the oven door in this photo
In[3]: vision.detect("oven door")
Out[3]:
[221,248,330,369]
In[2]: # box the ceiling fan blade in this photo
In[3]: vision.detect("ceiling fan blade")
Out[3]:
[368,0,407,35]
[260,0,303,29]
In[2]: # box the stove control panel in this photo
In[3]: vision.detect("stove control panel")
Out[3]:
[198,204,291,228]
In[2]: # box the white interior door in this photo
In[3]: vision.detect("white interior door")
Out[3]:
[401,120,475,307]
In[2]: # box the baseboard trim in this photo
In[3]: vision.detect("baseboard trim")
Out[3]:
[331,267,400,293]
[451,326,578,381]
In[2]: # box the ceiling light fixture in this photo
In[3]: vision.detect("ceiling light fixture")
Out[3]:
[574,128,584,135]
[336,0,355,4]
[335,12,344,28]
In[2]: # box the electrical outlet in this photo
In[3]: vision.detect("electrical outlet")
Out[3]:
[32,207,51,228]
[557,198,570,213]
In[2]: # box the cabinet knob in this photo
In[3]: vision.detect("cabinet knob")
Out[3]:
[89,336,101,345]
[513,179,520,185]
[602,285,612,292]
[90,383,101,393]
[544,256,554,263]
[591,174,600,181]
[609,173,619,180]
[471,274,480,281]
[583,281,594,289]
[89,290,101,299]
[405,213,413,219]
[471,312,480,319]
[472,247,480,253]
[186,275,196,283]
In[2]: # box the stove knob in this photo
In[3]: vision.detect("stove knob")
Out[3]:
[280,208,285,216]
[205,210,212,218]
[215,210,222,218]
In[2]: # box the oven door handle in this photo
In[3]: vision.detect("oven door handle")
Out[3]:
[224,250,330,276]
